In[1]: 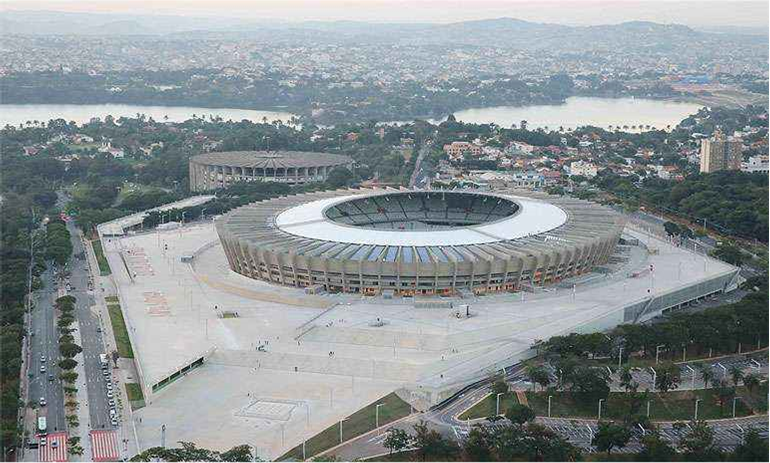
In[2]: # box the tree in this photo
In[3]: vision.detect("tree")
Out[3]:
[663,221,681,237]
[383,428,410,456]
[58,358,78,371]
[697,364,715,389]
[592,421,631,455]
[59,371,78,383]
[504,404,535,426]
[743,373,762,394]
[710,242,744,266]
[655,362,681,393]
[619,366,638,392]
[325,167,356,188]
[678,421,721,461]
[732,428,769,462]
[567,366,610,401]
[715,381,736,414]
[412,420,458,461]
[636,429,676,461]
[524,364,551,392]
[59,342,82,358]
[462,426,493,461]
[728,365,745,387]
[219,444,253,462]
[491,378,509,395]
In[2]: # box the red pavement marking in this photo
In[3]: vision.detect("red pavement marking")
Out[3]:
[37,432,68,462]
[90,429,120,462]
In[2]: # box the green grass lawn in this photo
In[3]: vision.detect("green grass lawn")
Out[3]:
[125,383,144,401]
[460,388,754,422]
[457,392,520,420]
[525,389,753,421]
[92,239,111,276]
[278,392,412,461]
[106,302,134,358]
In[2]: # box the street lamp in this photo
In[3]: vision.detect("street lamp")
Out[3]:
[732,397,742,418]
[617,346,624,369]
[598,399,604,421]
[339,418,348,443]
[650,367,657,392]
[716,363,727,381]
[375,403,385,433]
[686,365,696,390]
[547,395,552,418]
[694,398,702,420]
[496,393,504,416]
[655,344,665,364]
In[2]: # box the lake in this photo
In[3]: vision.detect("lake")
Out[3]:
[440,97,704,131]
[0,104,296,127]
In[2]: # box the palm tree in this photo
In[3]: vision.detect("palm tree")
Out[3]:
[729,365,745,387]
[698,364,715,389]
[743,373,761,394]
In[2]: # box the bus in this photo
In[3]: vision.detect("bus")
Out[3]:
[37,416,47,434]
[99,354,109,369]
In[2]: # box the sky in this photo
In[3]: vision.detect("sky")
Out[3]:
[2,0,768,27]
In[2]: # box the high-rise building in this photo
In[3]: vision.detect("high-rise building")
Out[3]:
[699,130,742,173]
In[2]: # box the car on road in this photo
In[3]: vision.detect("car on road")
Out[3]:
[40,355,46,363]
[111,417,118,427]
[39,397,46,406]
[39,437,47,447]
[108,399,115,407]
[40,365,46,373]
[48,374,54,381]
[107,390,113,398]
[51,441,58,449]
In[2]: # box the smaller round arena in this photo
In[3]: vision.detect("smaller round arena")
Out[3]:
[189,150,354,191]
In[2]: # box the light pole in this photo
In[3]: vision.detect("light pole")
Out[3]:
[717,363,727,381]
[617,346,623,369]
[736,424,745,444]
[161,424,166,448]
[650,367,657,392]
[547,395,552,418]
[694,398,702,420]
[655,344,665,365]
[732,397,742,418]
[598,399,604,421]
[339,418,348,443]
[686,365,696,390]
[376,403,385,434]
[496,393,504,416]
[646,400,651,417]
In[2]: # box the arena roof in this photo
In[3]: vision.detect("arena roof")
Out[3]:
[275,192,568,246]
[190,150,353,169]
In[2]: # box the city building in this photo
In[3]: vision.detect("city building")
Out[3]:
[568,160,599,178]
[215,189,625,296]
[189,150,354,191]
[699,130,742,173]
[741,155,769,174]
[443,141,482,159]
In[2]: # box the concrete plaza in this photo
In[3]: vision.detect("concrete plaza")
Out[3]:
[100,219,739,458]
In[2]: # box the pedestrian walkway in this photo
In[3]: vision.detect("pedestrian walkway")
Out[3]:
[90,430,120,461]
[37,432,68,461]
[515,390,528,406]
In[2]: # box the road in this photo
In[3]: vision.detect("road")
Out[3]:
[408,144,432,189]
[326,359,769,460]
[64,218,115,433]
[27,264,68,435]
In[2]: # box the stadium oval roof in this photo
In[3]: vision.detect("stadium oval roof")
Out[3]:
[190,150,353,169]
[275,192,568,246]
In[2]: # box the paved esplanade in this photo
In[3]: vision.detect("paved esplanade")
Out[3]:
[99,215,737,459]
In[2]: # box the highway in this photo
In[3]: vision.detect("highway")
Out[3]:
[27,264,68,435]
[64,218,115,433]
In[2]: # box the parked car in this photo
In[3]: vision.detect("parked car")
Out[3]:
[39,397,46,406]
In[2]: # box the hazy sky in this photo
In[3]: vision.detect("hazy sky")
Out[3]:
[3,1,769,27]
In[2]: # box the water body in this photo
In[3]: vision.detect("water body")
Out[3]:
[385,97,704,132]
[444,97,704,131]
[0,104,296,127]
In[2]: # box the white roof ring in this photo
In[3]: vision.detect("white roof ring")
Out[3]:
[275,191,568,246]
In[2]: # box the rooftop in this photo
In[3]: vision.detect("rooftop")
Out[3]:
[190,150,353,169]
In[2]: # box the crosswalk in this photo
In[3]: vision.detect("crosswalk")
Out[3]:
[37,432,68,461]
[91,429,120,461]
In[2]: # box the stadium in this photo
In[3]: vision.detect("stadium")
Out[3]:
[189,150,354,191]
[215,189,626,296]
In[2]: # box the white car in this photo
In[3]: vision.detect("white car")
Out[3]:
[106,390,113,398]
[39,397,46,406]
[40,355,46,363]
[39,437,47,447]
[111,417,118,426]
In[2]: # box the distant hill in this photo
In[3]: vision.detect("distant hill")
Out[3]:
[0,10,764,51]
